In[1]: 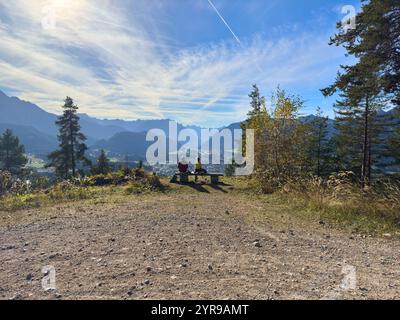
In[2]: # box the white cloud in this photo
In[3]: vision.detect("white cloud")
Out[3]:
[0,0,344,127]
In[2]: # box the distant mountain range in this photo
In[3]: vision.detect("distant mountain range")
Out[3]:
[0,90,205,157]
[1,90,396,161]
[93,132,150,160]
[0,122,57,154]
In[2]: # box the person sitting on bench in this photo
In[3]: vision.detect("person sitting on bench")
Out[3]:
[194,157,207,174]
[170,158,189,183]
[178,158,189,173]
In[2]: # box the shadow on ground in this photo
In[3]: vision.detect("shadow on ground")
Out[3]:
[170,181,232,193]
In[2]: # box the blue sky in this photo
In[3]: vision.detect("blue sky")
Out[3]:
[0,0,360,127]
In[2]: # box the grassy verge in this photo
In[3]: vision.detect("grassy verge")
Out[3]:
[264,193,399,236]
[2,174,399,238]
[0,170,167,212]
[258,177,400,237]
[214,175,400,237]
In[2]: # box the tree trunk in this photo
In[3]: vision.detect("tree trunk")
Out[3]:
[69,113,76,177]
[5,143,10,171]
[367,130,372,183]
[361,94,370,188]
[317,124,322,177]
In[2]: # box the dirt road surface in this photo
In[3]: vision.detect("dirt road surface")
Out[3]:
[1,187,399,300]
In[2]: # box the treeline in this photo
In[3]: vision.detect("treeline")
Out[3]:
[243,0,400,190]
[243,85,399,191]
[0,97,158,197]
[0,97,114,181]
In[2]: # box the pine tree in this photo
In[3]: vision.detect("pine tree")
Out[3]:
[327,0,400,106]
[0,129,27,175]
[389,125,400,167]
[247,84,266,118]
[92,149,111,175]
[386,107,400,168]
[48,97,89,179]
[322,2,392,186]
[241,84,269,172]
[331,103,362,174]
[328,89,386,186]
[304,108,333,177]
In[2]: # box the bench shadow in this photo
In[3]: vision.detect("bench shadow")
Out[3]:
[209,183,228,193]
[216,181,232,187]
[183,182,210,193]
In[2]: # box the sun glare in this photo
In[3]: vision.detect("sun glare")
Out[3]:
[49,0,86,12]
[51,0,74,8]
[47,0,87,20]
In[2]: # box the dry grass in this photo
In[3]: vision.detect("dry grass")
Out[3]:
[0,169,166,212]
[1,172,399,237]
[265,173,400,236]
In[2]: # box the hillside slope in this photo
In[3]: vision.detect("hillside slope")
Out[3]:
[0,123,57,155]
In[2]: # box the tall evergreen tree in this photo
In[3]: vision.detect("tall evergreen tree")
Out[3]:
[325,86,386,186]
[389,125,400,167]
[304,108,333,177]
[241,84,269,172]
[327,0,400,106]
[0,129,27,175]
[247,84,266,118]
[330,101,362,174]
[48,97,89,179]
[92,149,111,175]
[386,107,400,168]
[321,0,395,186]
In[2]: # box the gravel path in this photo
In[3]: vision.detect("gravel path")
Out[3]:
[0,188,399,300]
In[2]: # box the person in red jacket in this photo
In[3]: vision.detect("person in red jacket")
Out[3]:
[178,158,189,173]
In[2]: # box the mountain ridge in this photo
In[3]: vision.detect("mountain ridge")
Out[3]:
[2,89,396,160]
[0,90,207,138]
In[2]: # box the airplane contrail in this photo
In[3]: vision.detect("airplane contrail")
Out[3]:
[207,0,263,73]
[207,0,241,45]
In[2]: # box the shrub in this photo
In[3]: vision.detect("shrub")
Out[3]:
[253,169,291,194]
[0,171,12,196]
[0,170,36,196]
[124,181,149,194]
[46,181,93,201]
[125,171,163,194]
[10,179,32,195]
[82,173,124,186]
[28,173,51,190]
[81,168,163,190]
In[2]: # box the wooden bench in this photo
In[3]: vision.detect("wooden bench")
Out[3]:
[170,172,224,184]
